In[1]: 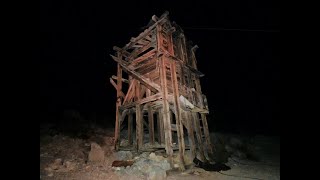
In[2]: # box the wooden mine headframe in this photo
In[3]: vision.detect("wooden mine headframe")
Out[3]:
[110,11,213,170]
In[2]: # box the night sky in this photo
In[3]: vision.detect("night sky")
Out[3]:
[37,0,279,135]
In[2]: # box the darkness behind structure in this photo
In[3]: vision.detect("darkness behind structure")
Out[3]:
[37,0,279,135]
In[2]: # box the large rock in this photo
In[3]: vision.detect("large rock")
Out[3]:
[116,151,133,161]
[50,158,63,170]
[63,160,77,171]
[88,142,105,162]
[147,166,167,180]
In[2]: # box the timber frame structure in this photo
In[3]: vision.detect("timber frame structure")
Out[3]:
[110,11,213,170]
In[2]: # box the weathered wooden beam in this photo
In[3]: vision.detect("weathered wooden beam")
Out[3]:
[186,65,204,77]
[158,109,165,145]
[146,89,155,145]
[110,55,160,93]
[139,85,146,99]
[134,56,157,71]
[159,54,173,167]
[170,58,185,170]
[148,105,155,145]
[136,38,150,46]
[123,12,169,50]
[157,110,161,144]
[128,113,133,145]
[201,114,213,158]
[192,112,206,161]
[136,104,142,151]
[184,111,196,159]
[123,80,136,104]
[140,93,162,105]
[112,75,129,83]
[128,49,157,68]
[114,62,123,150]
[113,46,131,57]
[135,81,143,151]
[120,109,129,126]
[129,42,155,60]
[144,34,153,41]
[110,78,125,98]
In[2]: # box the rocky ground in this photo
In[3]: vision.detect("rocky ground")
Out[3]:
[40,124,280,180]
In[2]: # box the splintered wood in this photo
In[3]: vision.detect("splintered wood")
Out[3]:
[110,11,214,170]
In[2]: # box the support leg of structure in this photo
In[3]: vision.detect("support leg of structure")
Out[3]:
[114,63,122,150]
[192,112,206,161]
[136,104,143,151]
[158,109,165,145]
[148,104,155,145]
[201,114,214,160]
[170,59,185,170]
[159,56,173,167]
[157,111,161,144]
[128,112,133,145]
[185,111,196,159]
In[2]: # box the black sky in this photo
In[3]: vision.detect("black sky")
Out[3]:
[36,0,279,135]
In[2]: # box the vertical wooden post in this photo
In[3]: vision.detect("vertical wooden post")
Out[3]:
[157,22,173,167]
[135,81,143,151]
[192,112,206,161]
[191,45,214,158]
[170,58,185,170]
[114,61,123,150]
[136,104,142,151]
[201,114,213,157]
[159,55,173,167]
[148,106,155,145]
[158,109,165,145]
[157,110,161,144]
[184,111,196,159]
[146,89,155,145]
[128,112,133,145]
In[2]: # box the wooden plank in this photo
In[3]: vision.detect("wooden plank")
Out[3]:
[110,78,125,98]
[136,81,144,151]
[139,85,146,99]
[129,49,157,68]
[144,34,152,41]
[201,114,213,159]
[134,56,157,71]
[192,112,206,161]
[120,109,129,126]
[170,57,185,170]
[159,54,173,167]
[123,79,136,104]
[112,75,129,83]
[137,62,157,75]
[158,109,165,145]
[114,63,122,150]
[136,38,150,45]
[136,104,142,151]
[148,104,155,145]
[123,12,169,51]
[157,110,161,144]
[128,42,154,60]
[128,113,133,145]
[139,93,162,105]
[119,93,162,110]
[110,55,160,93]
[184,111,196,159]
[113,46,131,57]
